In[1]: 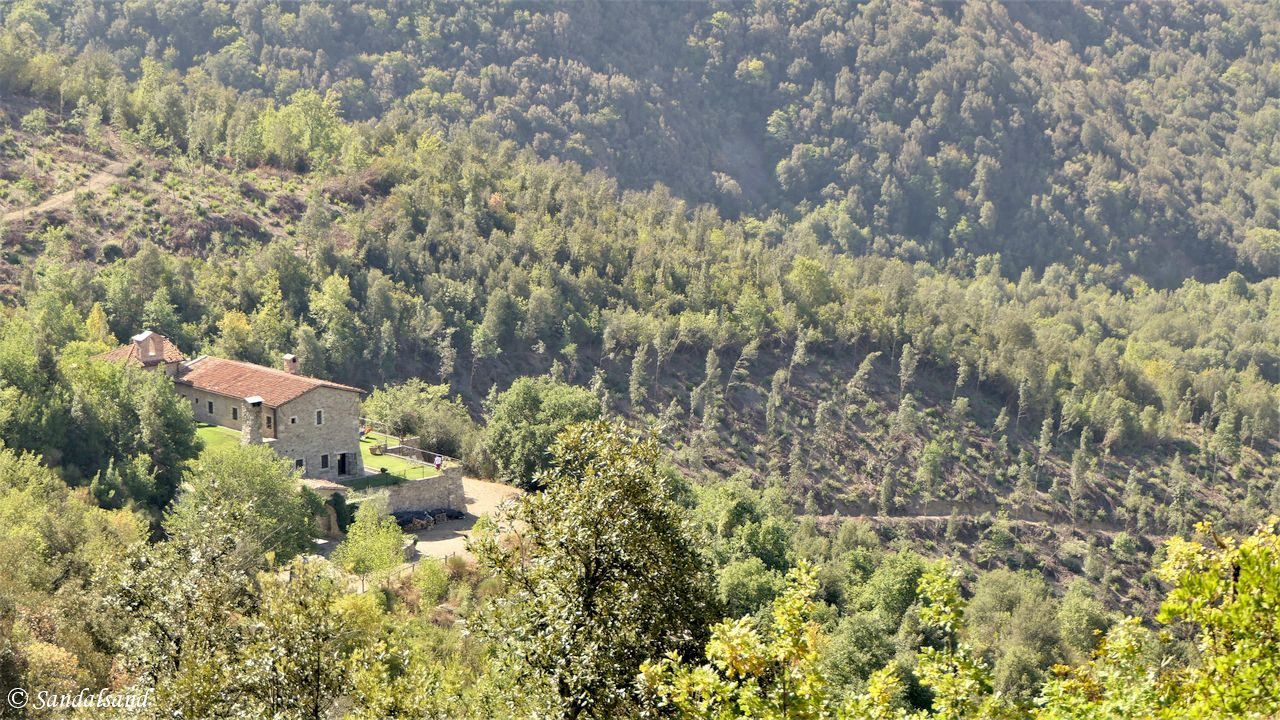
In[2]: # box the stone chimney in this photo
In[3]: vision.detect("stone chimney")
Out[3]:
[132,330,161,364]
[241,396,264,446]
[282,353,300,375]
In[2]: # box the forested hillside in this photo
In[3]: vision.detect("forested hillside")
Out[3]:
[8,0,1280,283]
[1,1,1280,718]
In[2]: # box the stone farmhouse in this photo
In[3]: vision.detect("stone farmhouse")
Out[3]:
[100,330,365,481]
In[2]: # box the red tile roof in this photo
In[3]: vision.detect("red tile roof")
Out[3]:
[177,356,363,407]
[98,332,186,366]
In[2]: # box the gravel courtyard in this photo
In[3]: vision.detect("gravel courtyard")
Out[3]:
[412,477,521,560]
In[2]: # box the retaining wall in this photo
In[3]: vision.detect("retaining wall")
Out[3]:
[379,466,466,514]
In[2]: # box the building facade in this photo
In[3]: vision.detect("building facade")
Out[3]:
[100,332,365,481]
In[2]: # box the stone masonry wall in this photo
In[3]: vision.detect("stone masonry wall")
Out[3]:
[272,386,365,481]
[177,386,274,436]
[379,466,465,514]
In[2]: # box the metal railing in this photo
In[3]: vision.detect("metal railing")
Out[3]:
[360,418,461,463]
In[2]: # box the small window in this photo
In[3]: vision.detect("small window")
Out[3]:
[320,454,330,469]
[266,416,273,429]
[295,458,305,471]
[231,407,239,421]
[315,409,324,426]
[207,401,214,414]
[192,397,198,406]
[290,416,298,425]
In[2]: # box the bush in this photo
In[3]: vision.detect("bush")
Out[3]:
[412,557,449,605]
[20,108,48,134]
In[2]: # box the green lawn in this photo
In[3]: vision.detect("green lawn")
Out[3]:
[198,424,441,486]
[359,432,441,481]
[197,423,242,454]
[341,472,405,492]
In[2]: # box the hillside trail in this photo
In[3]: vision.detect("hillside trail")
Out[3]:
[833,512,1128,535]
[827,497,1136,535]
[2,161,128,224]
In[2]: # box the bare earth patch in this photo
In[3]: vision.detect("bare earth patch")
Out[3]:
[413,477,521,560]
[2,161,128,223]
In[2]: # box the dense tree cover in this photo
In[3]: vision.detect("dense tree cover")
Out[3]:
[6,1,1280,283]
[2,1,1280,716]
[0,449,146,703]
[644,517,1280,719]
[0,282,199,513]
[641,563,836,719]
[5,116,1276,555]
[0,441,499,719]
[0,406,1277,719]
[3,0,1279,529]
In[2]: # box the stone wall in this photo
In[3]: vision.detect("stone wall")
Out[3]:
[379,467,465,514]
[273,386,365,481]
[178,386,273,436]
[383,436,449,464]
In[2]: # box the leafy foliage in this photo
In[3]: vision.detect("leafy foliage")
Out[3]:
[480,376,600,487]
[363,378,478,461]
[641,562,840,720]
[2,2,1280,716]
[473,420,717,718]
[166,444,317,563]
[332,495,406,579]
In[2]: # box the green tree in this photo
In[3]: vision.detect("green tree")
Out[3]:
[1055,580,1112,661]
[717,556,785,617]
[332,495,405,580]
[1209,410,1241,475]
[240,559,347,720]
[473,421,717,718]
[309,274,361,376]
[916,440,944,494]
[362,379,477,461]
[481,376,599,486]
[412,557,449,606]
[63,356,199,509]
[629,342,650,408]
[641,563,841,719]
[259,89,348,171]
[85,302,114,347]
[166,444,316,563]
[141,286,182,340]
[1154,518,1280,715]
[898,343,919,398]
[212,309,257,362]
[251,270,294,357]
[906,562,1005,719]
[822,611,897,698]
[787,256,834,315]
[963,569,1062,702]
[1035,618,1163,720]
[108,503,266,717]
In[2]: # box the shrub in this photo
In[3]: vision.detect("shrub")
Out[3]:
[412,557,449,605]
[20,108,48,134]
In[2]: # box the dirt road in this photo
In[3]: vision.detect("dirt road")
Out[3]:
[2,161,128,224]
